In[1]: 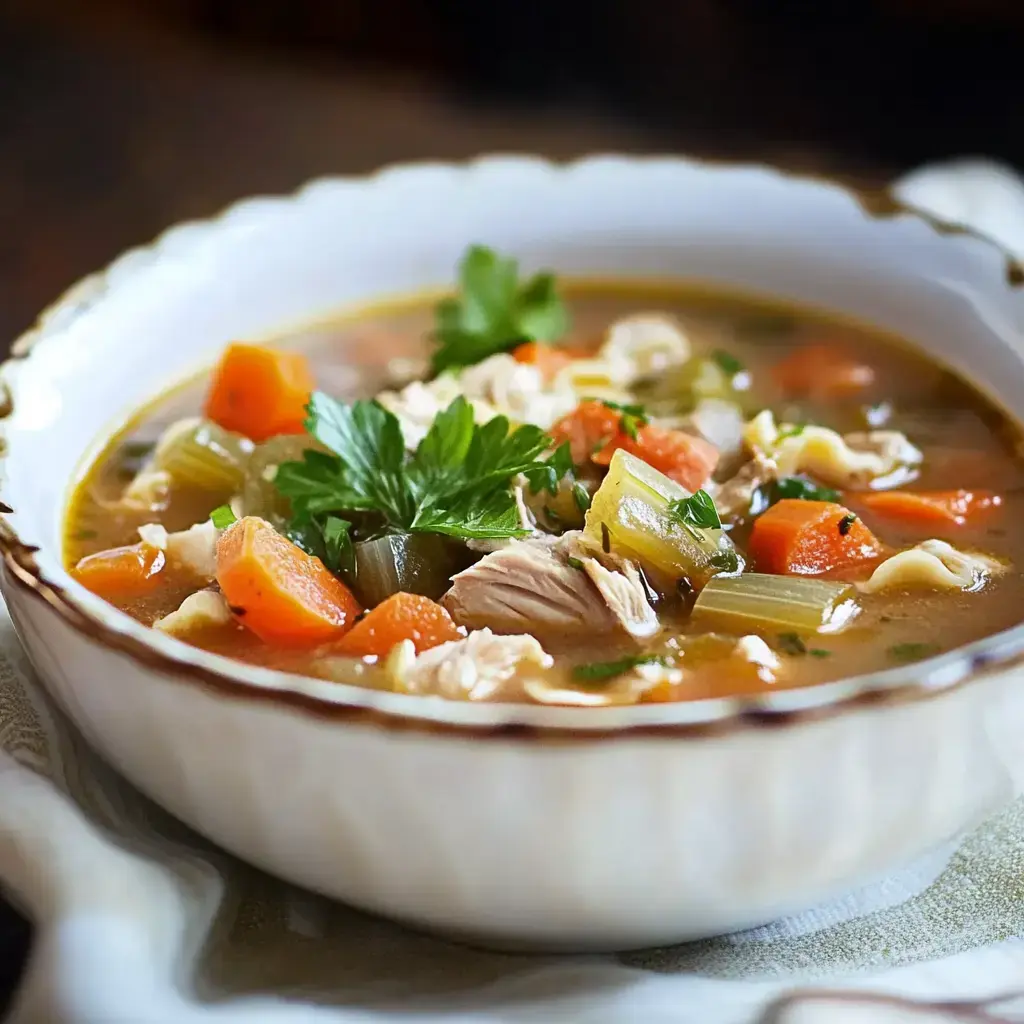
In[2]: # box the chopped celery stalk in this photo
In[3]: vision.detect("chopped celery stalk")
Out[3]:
[692,573,858,634]
[634,356,739,414]
[584,448,743,589]
[353,533,472,606]
[154,418,252,495]
[241,435,327,526]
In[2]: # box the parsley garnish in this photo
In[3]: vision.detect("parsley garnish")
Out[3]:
[573,653,668,683]
[776,423,806,442]
[888,642,941,662]
[778,632,831,658]
[711,349,744,376]
[591,398,649,441]
[838,513,857,536]
[210,505,237,529]
[522,441,574,497]
[274,394,556,562]
[567,556,586,571]
[774,476,841,504]
[667,489,722,531]
[430,245,569,374]
[572,482,592,515]
[777,632,807,656]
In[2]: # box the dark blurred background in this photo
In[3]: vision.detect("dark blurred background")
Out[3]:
[0,0,1021,1010]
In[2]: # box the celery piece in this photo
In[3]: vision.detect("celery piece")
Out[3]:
[692,573,859,634]
[154,418,252,496]
[584,448,742,589]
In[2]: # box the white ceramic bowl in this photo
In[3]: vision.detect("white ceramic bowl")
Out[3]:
[4,156,1024,952]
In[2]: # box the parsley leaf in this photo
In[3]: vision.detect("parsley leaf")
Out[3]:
[210,505,237,529]
[275,392,555,546]
[521,441,574,497]
[888,642,941,663]
[711,349,744,375]
[773,475,841,504]
[572,481,592,515]
[573,653,668,683]
[591,398,649,441]
[776,423,806,442]
[777,632,808,656]
[667,489,722,530]
[430,245,569,374]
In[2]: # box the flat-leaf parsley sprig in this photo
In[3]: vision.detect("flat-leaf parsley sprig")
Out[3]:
[431,245,569,375]
[273,392,564,570]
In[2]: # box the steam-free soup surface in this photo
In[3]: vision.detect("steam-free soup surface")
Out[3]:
[65,268,1024,706]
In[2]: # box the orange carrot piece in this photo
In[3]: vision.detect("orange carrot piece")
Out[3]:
[72,543,166,598]
[216,517,361,647]
[749,499,883,575]
[335,592,463,659]
[512,341,589,380]
[594,424,719,493]
[549,400,623,464]
[204,342,315,442]
[857,489,1001,527]
[773,343,875,400]
[549,400,719,491]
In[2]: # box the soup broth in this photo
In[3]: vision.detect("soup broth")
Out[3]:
[65,264,1024,706]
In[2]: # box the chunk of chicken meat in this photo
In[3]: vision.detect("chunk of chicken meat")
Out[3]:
[710,453,778,522]
[154,590,233,636]
[138,519,219,580]
[442,531,659,640]
[385,629,552,701]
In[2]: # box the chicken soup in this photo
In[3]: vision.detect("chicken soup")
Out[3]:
[64,246,1024,705]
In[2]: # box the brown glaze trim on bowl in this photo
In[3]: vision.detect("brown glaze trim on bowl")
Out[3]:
[3,155,1024,740]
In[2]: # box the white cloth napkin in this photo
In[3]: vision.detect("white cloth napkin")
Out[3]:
[5,159,1024,1024]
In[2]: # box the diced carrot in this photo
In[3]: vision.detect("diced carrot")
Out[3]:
[857,489,1001,527]
[512,342,589,380]
[595,424,719,493]
[749,499,883,575]
[204,342,315,442]
[549,400,719,491]
[335,592,463,659]
[72,543,166,598]
[549,400,623,464]
[773,343,876,400]
[216,516,361,647]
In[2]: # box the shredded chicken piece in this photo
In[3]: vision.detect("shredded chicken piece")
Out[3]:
[711,453,779,522]
[385,630,552,701]
[376,377,499,448]
[734,635,781,683]
[444,532,659,640]
[154,590,233,636]
[457,354,577,428]
[139,519,219,579]
[860,539,1004,594]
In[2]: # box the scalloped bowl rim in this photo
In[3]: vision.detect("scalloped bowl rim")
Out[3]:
[3,153,1024,737]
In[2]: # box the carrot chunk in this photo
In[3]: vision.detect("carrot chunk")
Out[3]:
[216,516,361,647]
[72,543,166,598]
[596,424,719,493]
[549,400,719,491]
[204,342,315,442]
[336,592,463,659]
[749,499,882,575]
[549,400,623,464]
[773,343,876,400]
[512,341,589,380]
[857,489,1001,527]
